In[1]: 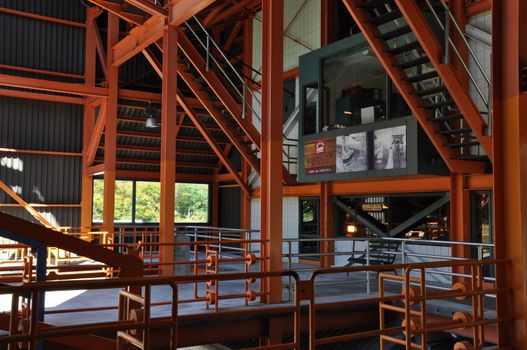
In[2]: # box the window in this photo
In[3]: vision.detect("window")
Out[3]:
[175,183,209,223]
[135,181,161,223]
[92,180,209,224]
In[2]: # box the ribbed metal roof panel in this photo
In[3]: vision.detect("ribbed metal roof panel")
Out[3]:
[0,11,85,75]
[2,0,86,23]
[0,96,83,152]
[0,206,80,228]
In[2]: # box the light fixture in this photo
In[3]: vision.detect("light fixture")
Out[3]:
[346,224,357,236]
[145,102,158,128]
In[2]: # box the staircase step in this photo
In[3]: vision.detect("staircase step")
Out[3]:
[438,128,472,136]
[421,100,456,109]
[403,71,438,83]
[428,113,463,122]
[358,0,391,10]
[413,86,448,97]
[385,41,421,55]
[368,10,402,25]
[446,141,480,148]
[377,25,412,40]
[395,56,430,69]
[454,155,488,161]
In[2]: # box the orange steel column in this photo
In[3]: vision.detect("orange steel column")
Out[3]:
[212,170,219,227]
[103,13,119,233]
[241,17,253,230]
[493,1,527,347]
[159,23,178,276]
[260,0,284,304]
[450,174,470,276]
[81,7,97,230]
[320,182,335,267]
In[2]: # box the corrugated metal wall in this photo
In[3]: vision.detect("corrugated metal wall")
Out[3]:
[0,1,86,227]
[219,187,241,228]
[0,2,85,77]
[0,96,83,227]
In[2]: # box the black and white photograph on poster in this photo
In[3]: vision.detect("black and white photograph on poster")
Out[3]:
[374,126,407,170]
[336,132,368,173]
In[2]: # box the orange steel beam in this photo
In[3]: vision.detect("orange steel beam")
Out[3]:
[465,0,491,16]
[115,170,213,182]
[176,62,261,173]
[492,1,527,346]
[142,47,163,77]
[0,180,55,228]
[81,7,98,231]
[0,73,107,97]
[319,182,334,268]
[91,20,108,79]
[123,0,167,17]
[87,0,145,25]
[0,6,86,28]
[212,170,219,226]
[112,14,166,67]
[260,0,284,304]
[167,0,216,27]
[177,29,261,149]
[224,20,243,52]
[202,3,227,26]
[207,0,254,26]
[0,148,81,157]
[159,24,178,276]
[103,13,119,233]
[0,212,143,277]
[98,143,216,156]
[94,157,218,168]
[179,95,250,194]
[450,174,471,275]
[0,63,84,80]
[395,0,493,161]
[85,101,107,166]
[342,1,485,174]
[86,163,105,176]
[0,88,84,104]
[111,0,215,67]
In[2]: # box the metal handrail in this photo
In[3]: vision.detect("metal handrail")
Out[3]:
[184,16,299,168]
[423,0,491,113]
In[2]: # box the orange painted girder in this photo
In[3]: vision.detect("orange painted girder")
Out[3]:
[342,0,485,174]
[395,0,493,161]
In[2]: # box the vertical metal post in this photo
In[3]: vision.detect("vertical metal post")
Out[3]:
[444,6,450,64]
[288,241,292,301]
[242,83,247,119]
[401,240,406,276]
[206,35,210,72]
[218,229,222,255]
[366,240,371,295]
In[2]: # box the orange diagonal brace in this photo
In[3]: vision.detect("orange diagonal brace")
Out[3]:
[395,0,493,161]
[112,14,166,67]
[342,0,485,174]
[87,0,145,25]
[179,96,250,194]
[85,101,107,166]
[167,0,216,27]
[124,0,167,17]
[0,180,55,229]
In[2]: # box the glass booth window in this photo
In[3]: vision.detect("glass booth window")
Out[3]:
[303,85,319,135]
[323,49,386,129]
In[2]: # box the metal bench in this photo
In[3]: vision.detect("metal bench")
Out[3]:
[345,239,400,274]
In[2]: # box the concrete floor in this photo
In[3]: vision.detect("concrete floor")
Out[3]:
[0,254,497,329]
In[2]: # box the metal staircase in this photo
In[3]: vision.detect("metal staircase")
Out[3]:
[180,17,298,183]
[342,0,492,174]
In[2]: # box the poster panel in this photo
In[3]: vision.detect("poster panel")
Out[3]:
[373,125,407,170]
[336,132,368,173]
[304,138,336,175]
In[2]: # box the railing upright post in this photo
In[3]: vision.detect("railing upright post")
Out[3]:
[444,6,450,64]
[288,240,292,301]
[366,240,371,295]
[205,35,210,72]
[242,83,246,119]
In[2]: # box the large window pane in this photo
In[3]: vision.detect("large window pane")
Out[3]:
[92,179,104,223]
[175,183,209,223]
[115,180,133,223]
[135,181,161,223]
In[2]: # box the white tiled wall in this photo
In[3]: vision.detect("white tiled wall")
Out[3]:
[252,0,321,80]
[467,11,492,126]
[250,197,300,262]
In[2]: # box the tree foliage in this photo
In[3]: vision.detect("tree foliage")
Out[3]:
[92,180,209,224]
